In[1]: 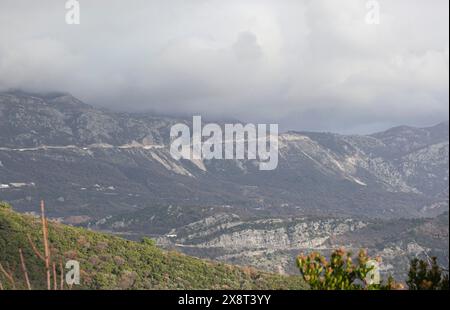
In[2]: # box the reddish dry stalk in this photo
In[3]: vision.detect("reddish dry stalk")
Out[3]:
[0,262,16,289]
[59,261,64,290]
[40,200,51,290]
[27,234,45,261]
[52,262,57,290]
[0,279,3,290]
[19,248,32,290]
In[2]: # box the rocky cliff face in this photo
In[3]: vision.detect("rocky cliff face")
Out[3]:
[150,213,448,281]
[0,90,177,147]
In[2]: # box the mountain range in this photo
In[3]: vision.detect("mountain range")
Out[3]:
[0,90,448,281]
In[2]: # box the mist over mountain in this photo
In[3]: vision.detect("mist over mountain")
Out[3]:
[1,0,448,133]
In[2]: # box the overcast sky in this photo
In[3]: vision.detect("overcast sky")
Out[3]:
[0,0,448,133]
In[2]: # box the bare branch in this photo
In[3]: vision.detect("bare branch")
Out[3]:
[52,262,57,290]
[59,260,64,290]
[27,234,45,261]
[19,248,32,290]
[40,200,51,290]
[0,262,16,289]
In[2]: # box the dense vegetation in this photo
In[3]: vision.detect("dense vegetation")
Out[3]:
[297,249,448,290]
[0,202,307,290]
[297,248,401,290]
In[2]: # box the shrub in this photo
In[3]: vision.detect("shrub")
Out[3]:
[296,248,402,290]
[407,257,449,290]
[141,237,156,247]
[0,201,12,209]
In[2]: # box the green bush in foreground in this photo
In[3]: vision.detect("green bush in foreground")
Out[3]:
[297,248,402,290]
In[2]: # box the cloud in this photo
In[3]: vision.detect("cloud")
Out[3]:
[0,0,448,133]
[233,32,263,61]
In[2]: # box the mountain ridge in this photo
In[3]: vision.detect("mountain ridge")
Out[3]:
[1,91,448,281]
[0,91,448,219]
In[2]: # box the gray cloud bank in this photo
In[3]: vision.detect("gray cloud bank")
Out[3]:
[0,0,448,133]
